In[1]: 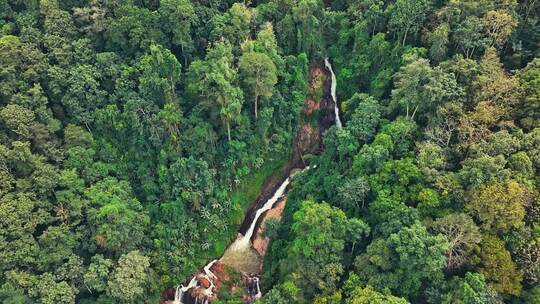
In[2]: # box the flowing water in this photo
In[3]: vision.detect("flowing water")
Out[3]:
[173,260,218,304]
[220,177,291,273]
[324,58,343,129]
[247,277,262,299]
[228,178,290,249]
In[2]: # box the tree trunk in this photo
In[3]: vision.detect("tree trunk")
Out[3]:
[254,95,258,119]
[227,121,231,141]
[181,43,188,68]
[406,104,409,118]
[411,105,419,120]
[402,26,410,46]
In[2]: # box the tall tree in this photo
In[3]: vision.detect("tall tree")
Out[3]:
[85,177,149,255]
[466,180,532,233]
[187,42,244,141]
[158,0,197,66]
[107,251,151,302]
[474,235,523,296]
[387,0,432,45]
[391,57,463,121]
[431,213,481,270]
[346,285,409,304]
[518,58,540,129]
[239,51,278,119]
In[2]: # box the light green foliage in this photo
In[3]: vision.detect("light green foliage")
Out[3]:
[37,225,77,270]
[353,133,394,174]
[138,44,181,104]
[431,213,481,270]
[0,193,48,272]
[85,178,149,254]
[508,151,535,178]
[416,141,447,180]
[289,201,348,257]
[210,3,253,48]
[344,93,382,144]
[355,222,449,298]
[438,272,501,304]
[84,255,113,293]
[392,56,463,121]
[387,222,449,297]
[346,285,409,304]
[338,176,370,212]
[0,104,35,138]
[370,157,424,204]
[238,51,277,119]
[187,41,244,140]
[474,49,522,114]
[29,273,76,304]
[386,0,432,45]
[459,154,511,186]
[279,200,368,302]
[107,251,151,302]
[466,180,531,233]
[427,23,449,62]
[453,16,490,59]
[368,191,420,238]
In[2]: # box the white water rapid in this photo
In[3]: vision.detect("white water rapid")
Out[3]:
[324,58,343,129]
[253,277,262,299]
[173,276,197,304]
[173,260,218,304]
[228,177,290,250]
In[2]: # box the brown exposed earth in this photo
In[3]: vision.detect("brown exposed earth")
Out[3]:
[252,197,287,256]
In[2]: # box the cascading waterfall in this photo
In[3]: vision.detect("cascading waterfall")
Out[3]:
[168,57,336,303]
[173,276,198,304]
[324,58,343,129]
[173,260,218,304]
[246,276,263,301]
[203,260,218,280]
[228,177,291,250]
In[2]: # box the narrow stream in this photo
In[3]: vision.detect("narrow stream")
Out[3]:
[171,59,341,304]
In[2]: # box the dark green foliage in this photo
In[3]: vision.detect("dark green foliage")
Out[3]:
[1,0,539,303]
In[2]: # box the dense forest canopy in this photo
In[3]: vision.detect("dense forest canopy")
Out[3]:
[0,0,539,303]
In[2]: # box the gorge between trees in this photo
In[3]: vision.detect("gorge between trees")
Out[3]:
[165,58,341,304]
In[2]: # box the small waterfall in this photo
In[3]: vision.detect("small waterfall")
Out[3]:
[253,277,262,299]
[173,259,218,304]
[203,260,218,280]
[230,177,291,249]
[324,58,343,129]
[247,276,262,301]
[173,276,198,304]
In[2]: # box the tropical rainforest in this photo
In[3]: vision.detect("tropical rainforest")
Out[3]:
[1,0,540,303]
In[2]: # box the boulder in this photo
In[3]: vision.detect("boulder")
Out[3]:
[199,277,211,289]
